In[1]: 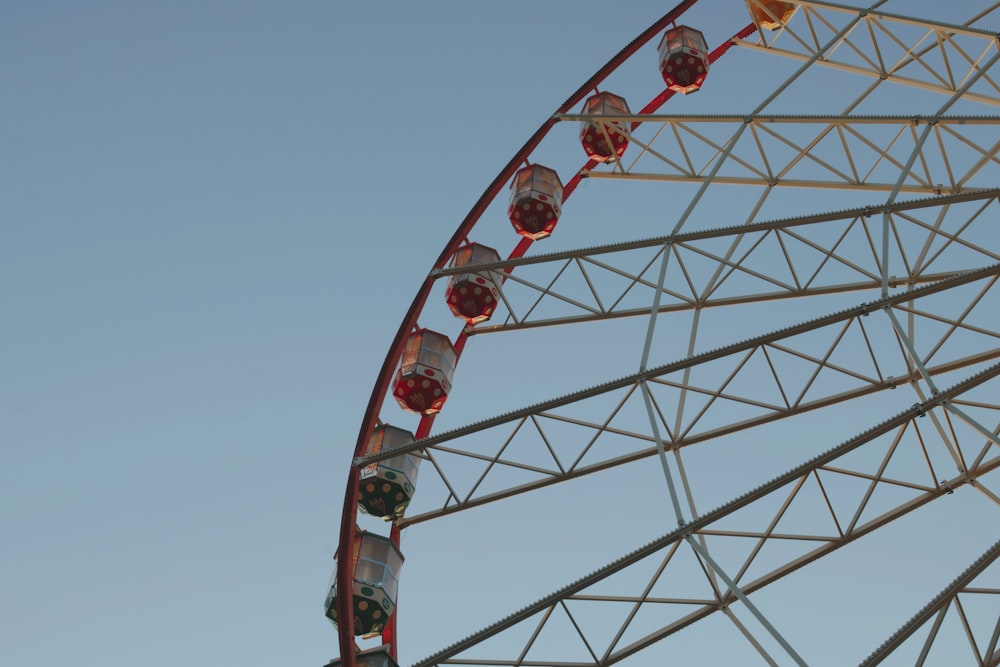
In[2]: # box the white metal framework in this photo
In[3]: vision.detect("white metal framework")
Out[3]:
[343,2,1000,665]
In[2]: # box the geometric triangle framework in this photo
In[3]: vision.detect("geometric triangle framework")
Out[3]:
[859,539,1000,666]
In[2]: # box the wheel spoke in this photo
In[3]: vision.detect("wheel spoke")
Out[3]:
[409,366,1000,666]
[353,266,1000,525]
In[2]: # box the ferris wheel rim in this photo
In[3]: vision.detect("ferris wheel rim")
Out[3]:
[334,1,719,662]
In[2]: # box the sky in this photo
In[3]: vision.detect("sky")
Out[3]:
[3,2,998,667]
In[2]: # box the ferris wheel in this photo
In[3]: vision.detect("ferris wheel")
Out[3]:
[326,1,1000,665]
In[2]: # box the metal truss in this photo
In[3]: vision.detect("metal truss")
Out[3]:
[741,1,1000,108]
[344,3,1000,665]
[575,114,1000,193]
[363,262,1000,525]
[861,539,1000,665]
[408,366,1000,666]
[429,190,1000,334]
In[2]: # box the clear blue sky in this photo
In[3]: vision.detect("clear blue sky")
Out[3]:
[3,2,995,666]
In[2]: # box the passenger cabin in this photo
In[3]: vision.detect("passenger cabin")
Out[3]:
[748,0,796,30]
[658,26,710,94]
[445,243,503,324]
[507,164,564,240]
[359,425,420,519]
[325,532,404,638]
[392,329,456,415]
[579,92,631,163]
